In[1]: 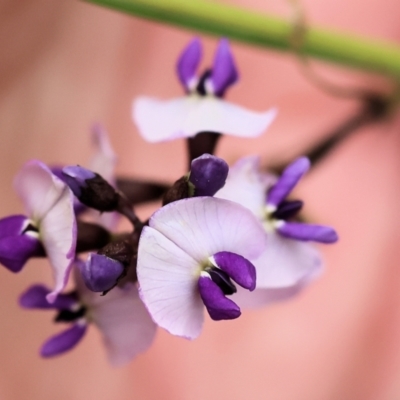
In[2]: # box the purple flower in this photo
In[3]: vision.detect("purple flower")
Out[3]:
[216,156,338,306]
[137,197,266,339]
[20,267,157,366]
[132,38,277,142]
[0,161,77,303]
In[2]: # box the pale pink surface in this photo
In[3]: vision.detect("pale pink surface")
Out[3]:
[1,1,400,399]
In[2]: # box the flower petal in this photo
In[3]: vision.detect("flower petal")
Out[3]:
[149,197,266,263]
[277,222,339,243]
[210,38,238,96]
[40,323,87,357]
[137,226,204,339]
[267,157,310,208]
[19,284,78,310]
[133,96,277,143]
[198,275,240,320]
[0,215,28,239]
[176,37,202,90]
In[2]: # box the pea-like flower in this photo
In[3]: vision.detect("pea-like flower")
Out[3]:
[133,37,277,142]
[20,267,157,366]
[216,156,338,305]
[137,197,267,339]
[0,160,76,302]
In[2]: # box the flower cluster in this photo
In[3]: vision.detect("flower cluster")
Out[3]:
[0,38,338,365]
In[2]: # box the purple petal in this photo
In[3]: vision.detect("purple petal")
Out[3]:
[176,37,202,90]
[0,215,29,239]
[19,284,78,310]
[133,96,277,142]
[80,253,124,292]
[137,226,204,339]
[87,283,157,366]
[189,154,229,196]
[149,197,267,264]
[198,275,241,320]
[40,323,87,357]
[211,251,256,291]
[277,222,338,243]
[267,157,310,208]
[210,38,239,96]
[62,166,96,197]
[0,234,42,272]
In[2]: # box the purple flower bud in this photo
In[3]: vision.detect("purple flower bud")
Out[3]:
[189,154,229,197]
[176,37,202,91]
[62,166,96,197]
[277,222,338,243]
[80,253,124,292]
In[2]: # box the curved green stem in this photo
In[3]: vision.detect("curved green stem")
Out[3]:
[85,0,400,79]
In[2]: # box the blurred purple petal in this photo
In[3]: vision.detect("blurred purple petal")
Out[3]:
[211,38,238,96]
[80,253,124,292]
[40,323,87,357]
[211,251,256,291]
[0,215,28,239]
[176,37,202,90]
[19,284,78,310]
[198,275,240,320]
[267,157,310,208]
[277,222,338,243]
[189,154,228,196]
[62,166,96,197]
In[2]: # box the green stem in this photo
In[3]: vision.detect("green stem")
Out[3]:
[85,0,400,79]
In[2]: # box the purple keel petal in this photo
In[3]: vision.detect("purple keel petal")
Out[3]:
[80,253,124,292]
[40,323,87,357]
[211,251,256,291]
[277,222,338,243]
[267,157,310,208]
[0,215,28,239]
[19,284,78,310]
[189,154,229,196]
[149,197,267,263]
[176,37,202,91]
[210,38,239,96]
[198,275,241,320]
[0,234,42,272]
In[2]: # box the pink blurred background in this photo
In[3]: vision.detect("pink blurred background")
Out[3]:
[1,0,400,399]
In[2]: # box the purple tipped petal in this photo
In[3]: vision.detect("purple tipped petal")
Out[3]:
[0,234,42,272]
[0,215,29,239]
[40,323,87,357]
[177,37,202,90]
[277,222,338,243]
[62,166,96,197]
[19,284,78,310]
[190,154,229,196]
[267,157,310,207]
[211,251,256,291]
[210,38,239,96]
[80,253,124,292]
[198,275,241,320]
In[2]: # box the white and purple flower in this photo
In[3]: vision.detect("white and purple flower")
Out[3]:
[133,38,277,142]
[216,156,338,305]
[20,266,157,366]
[136,196,267,339]
[0,161,77,303]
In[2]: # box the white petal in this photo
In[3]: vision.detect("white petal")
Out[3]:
[149,197,267,263]
[133,96,277,142]
[87,283,157,366]
[137,226,204,339]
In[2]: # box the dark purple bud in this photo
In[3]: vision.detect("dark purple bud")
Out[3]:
[0,234,43,273]
[162,176,191,206]
[80,253,124,292]
[40,323,87,357]
[210,38,239,97]
[189,154,229,196]
[62,166,119,212]
[267,157,310,208]
[176,37,202,91]
[19,284,78,310]
[207,267,236,295]
[211,252,256,291]
[277,222,339,243]
[272,200,303,221]
[198,275,241,321]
